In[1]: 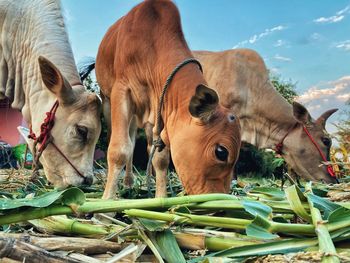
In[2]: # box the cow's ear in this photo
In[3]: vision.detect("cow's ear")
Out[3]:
[292,101,311,124]
[189,84,219,122]
[38,56,76,105]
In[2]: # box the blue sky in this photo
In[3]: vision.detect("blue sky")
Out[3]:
[61,0,350,125]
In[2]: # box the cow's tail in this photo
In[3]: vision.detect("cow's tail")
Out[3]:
[78,57,96,82]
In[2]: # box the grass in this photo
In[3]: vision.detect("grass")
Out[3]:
[0,152,350,262]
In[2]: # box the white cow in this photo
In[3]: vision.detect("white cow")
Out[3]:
[0,0,101,187]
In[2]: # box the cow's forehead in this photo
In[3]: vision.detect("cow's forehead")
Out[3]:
[66,91,101,111]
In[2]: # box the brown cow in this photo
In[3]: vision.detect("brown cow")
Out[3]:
[194,49,338,183]
[92,0,241,198]
[145,49,338,186]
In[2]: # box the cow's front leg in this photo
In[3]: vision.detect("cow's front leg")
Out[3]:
[153,147,170,197]
[102,86,133,200]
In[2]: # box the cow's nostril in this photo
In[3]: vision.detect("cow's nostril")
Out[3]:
[83,176,93,186]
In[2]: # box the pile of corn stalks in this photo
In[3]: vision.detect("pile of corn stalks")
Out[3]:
[1,168,350,263]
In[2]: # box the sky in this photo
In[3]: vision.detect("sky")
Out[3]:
[61,0,350,130]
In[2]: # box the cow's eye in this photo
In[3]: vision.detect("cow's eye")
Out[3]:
[215,145,228,162]
[76,125,88,141]
[321,137,331,147]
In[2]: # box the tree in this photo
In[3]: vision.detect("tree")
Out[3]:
[335,101,350,152]
[83,75,99,93]
[332,101,350,175]
[236,75,300,178]
[270,75,298,104]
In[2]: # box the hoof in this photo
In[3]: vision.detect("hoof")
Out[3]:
[123,174,135,189]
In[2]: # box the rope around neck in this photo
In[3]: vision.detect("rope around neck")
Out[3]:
[146,58,203,197]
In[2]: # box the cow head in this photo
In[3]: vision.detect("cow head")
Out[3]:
[166,84,241,194]
[281,101,338,183]
[31,56,101,188]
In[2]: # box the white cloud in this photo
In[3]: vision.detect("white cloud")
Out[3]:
[233,25,287,48]
[313,4,350,24]
[298,77,350,103]
[337,5,350,15]
[297,76,350,118]
[335,40,350,51]
[296,76,350,133]
[274,39,286,47]
[337,93,350,101]
[313,15,344,24]
[310,33,323,41]
[273,54,292,62]
[249,35,258,44]
[270,67,280,74]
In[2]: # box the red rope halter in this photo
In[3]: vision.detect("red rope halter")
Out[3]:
[28,100,84,179]
[275,123,337,180]
[302,126,336,178]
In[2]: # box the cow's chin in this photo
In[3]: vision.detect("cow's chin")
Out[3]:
[309,169,338,184]
[43,166,85,189]
[290,161,337,184]
[181,177,231,195]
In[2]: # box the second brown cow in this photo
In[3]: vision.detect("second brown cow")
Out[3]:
[93,0,241,198]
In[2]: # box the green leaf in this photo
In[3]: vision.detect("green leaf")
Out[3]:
[285,185,312,222]
[242,200,272,219]
[272,158,285,168]
[246,215,278,239]
[204,237,318,259]
[248,187,285,200]
[305,183,339,263]
[311,188,328,197]
[152,229,186,263]
[328,207,350,223]
[0,187,85,210]
[59,188,85,206]
[138,218,169,232]
[308,194,341,219]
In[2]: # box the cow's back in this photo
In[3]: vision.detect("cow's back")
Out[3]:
[0,0,80,110]
[96,0,191,98]
[194,49,272,117]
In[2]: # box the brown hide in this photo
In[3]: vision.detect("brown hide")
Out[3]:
[193,49,338,183]
[95,0,241,198]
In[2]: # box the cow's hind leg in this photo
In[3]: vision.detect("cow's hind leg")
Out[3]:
[102,84,134,200]
[102,94,111,142]
[124,117,137,188]
[145,123,170,197]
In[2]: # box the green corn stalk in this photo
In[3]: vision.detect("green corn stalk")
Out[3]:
[305,183,340,263]
[27,214,264,253]
[0,193,238,225]
[124,209,315,236]
[29,215,128,240]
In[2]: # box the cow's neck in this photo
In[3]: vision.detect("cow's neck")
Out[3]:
[240,86,297,149]
[157,55,206,135]
[1,0,80,123]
